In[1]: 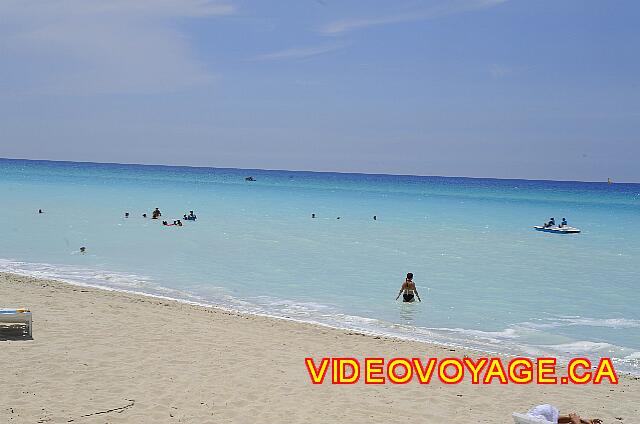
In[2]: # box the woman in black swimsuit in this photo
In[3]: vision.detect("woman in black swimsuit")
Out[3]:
[395,273,421,302]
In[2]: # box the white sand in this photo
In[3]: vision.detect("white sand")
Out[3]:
[1,272,638,423]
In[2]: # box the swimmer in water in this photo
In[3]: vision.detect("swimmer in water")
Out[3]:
[38,209,43,214]
[80,247,86,254]
[311,213,316,218]
[395,273,421,303]
[125,212,129,218]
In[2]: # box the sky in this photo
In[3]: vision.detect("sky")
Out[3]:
[0,0,639,182]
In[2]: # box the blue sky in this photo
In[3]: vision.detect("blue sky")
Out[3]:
[1,0,639,181]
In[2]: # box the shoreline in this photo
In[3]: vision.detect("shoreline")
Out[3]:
[2,267,638,378]
[1,271,639,423]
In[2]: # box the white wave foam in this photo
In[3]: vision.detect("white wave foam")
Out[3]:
[524,316,640,329]
[624,352,640,361]
[545,341,615,354]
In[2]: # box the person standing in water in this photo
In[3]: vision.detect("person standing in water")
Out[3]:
[396,273,421,302]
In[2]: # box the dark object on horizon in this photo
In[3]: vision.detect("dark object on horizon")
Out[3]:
[38,209,43,214]
[245,176,256,181]
[311,213,316,218]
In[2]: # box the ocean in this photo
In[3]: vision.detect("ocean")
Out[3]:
[1,158,639,374]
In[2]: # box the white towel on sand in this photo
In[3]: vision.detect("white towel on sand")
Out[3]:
[517,404,559,423]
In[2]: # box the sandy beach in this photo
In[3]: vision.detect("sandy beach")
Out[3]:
[1,272,638,424]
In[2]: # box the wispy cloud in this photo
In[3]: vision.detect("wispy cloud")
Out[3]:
[253,44,344,61]
[489,64,513,78]
[319,0,508,35]
[0,0,234,95]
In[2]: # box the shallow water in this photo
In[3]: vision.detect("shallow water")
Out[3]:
[1,158,639,374]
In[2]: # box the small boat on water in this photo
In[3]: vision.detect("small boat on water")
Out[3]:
[533,225,581,234]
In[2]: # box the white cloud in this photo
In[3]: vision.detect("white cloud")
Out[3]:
[0,0,234,95]
[253,44,344,61]
[319,0,508,35]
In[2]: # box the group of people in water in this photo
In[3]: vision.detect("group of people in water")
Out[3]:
[122,207,197,228]
[183,211,197,221]
[542,217,569,228]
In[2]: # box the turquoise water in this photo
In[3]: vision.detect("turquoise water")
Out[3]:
[1,158,639,374]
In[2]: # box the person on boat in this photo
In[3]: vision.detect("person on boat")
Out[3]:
[189,211,196,220]
[177,220,183,227]
[560,218,567,227]
[162,220,168,226]
[183,214,188,220]
[543,217,556,228]
[152,208,162,219]
[396,273,421,303]
[525,404,601,424]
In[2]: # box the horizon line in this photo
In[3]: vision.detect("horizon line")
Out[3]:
[1,156,636,185]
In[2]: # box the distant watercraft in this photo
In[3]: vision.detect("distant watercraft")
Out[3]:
[608,178,613,184]
[245,176,256,181]
[533,226,581,234]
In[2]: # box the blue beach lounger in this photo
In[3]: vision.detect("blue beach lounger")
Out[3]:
[0,309,32,337]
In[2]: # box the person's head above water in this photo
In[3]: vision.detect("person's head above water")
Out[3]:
[406,272,413,281]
